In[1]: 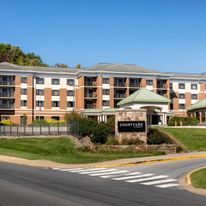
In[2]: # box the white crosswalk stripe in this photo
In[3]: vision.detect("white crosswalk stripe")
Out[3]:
[79,169,117,174]
[126,175,168,183]
[155,183,180,188]
[90,170,128,176]
[141,179,177,185]
[100,172,142,179]
[113,173,152,181]
[51,167,180,189]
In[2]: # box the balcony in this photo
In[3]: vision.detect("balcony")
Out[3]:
[84,93,97,98]
[129,83,140,88]
[85,81,97,86]
[0,81,15,86]
[0,92,14,98]
[0,104,14,109]
[114,82,126,87]
[114,93,126,99]
[157,84,168,90]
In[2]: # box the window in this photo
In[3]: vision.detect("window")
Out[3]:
[67,79,74,86]
[191,84,197,90]
[102,100,110,106]
[102,78,109,84]
[35,116,44,120]
[21,89,27,95]
[146,80,153,85]
[36,101,44,107]
[52,78,60,85]
[179,83,185,89]
[179,94,185,99]
[36,77,44,84]
[170,83,173,89]
[21,77,27,83]
[67,90,74,96]
[103,89,109,95]
[52,90,60,96]
[36,89,44,95]
[170,103,173,110]
[52,101,60,107]
[67,101,74,107]
[179,104,185,109]
[51,116,60,120]
[192,94,198,99]
[20,100,27,107]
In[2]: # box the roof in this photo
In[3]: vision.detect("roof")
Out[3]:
[82,108,118,114]
[87,63,160,73]
[0,62,79,74]
[188,99,206,111]
[117,88,170,106]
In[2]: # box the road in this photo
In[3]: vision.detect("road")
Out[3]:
[0,157,205,206]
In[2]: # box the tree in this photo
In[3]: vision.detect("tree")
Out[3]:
[0,43,48,66]
[55,63,69,68]
[76,64,81,69]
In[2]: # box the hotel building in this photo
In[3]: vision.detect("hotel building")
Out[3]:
[0,62,206,124]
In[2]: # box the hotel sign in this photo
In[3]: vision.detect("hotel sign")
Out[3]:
[118,121,146,132]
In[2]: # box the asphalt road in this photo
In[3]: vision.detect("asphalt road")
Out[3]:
[0,157,206,206]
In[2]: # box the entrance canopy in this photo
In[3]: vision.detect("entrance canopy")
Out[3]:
[188,99,206,112]
[117,88,170,125]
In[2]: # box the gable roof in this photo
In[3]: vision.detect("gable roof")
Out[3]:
[117,88,170,106]
[188,99,206,111]
[87,63,160,73]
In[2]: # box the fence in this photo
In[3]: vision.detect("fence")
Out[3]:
[0,122,80,137]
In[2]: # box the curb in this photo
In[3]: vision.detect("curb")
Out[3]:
[181,167,206,196]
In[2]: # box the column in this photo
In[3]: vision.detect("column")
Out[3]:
[199,112,202,124]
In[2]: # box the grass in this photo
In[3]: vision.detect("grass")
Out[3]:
[191,168,206,189]
[0,137,163,163]
[156,127,206,152]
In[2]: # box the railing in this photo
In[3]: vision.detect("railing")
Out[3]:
[85,82,97,86]
[0,92,14,97]
[157,84,168,89]
[0,81,15,86]
[0,122,80,137]
[84,93,97,98]
[114,93,126,98]
[129,83,140,87]
[114,82,126,87]
[0,105,14,109]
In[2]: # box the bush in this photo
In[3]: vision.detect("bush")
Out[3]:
[168,116,198,126]
[79,118,98,137]
[0,119,13,125]
[106,135,119,145]
[121,138,144,145]
[32,119,47,125]
[147,128,172,144]
[64,111,81,123]
[91,123,112,144]
[106,116,115,134]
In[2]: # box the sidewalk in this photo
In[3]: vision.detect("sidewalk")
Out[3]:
[0,151,206,169]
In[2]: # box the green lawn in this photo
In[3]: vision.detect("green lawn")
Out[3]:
[191,168,206,189]
[0,137,163,163]
[157,127,206,151]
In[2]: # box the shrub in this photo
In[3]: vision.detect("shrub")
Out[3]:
[0,119,13,125]
[79,118,98,137]
[64,111,81,123]
[121,138,144,145]
[147,128,172,144]
[106,135,119,145]
[32,119,47,125]
[106,116,115,134]
[91,123,112,144]
[168,116,198,126]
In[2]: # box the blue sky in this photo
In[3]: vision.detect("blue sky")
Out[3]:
[1,0,206,73]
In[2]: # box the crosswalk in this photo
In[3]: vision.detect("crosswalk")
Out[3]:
[52,167,180,189]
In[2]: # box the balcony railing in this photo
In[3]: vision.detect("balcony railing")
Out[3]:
[0,81,15,86]
[114,82,126,87]
[0,92,14,97]
[114,93,126,98]
[85,82,97,86]
[129,83,140,87]
[0,105,14,109]
[157,84,168,89]
[84,93,97,98]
